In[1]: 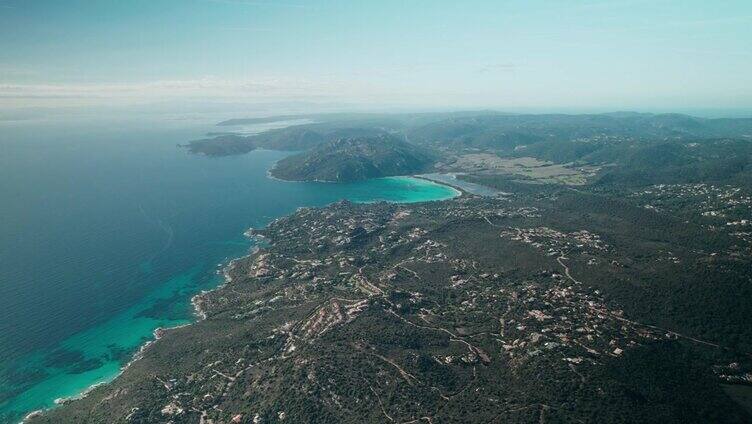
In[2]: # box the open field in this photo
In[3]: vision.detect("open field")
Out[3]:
[440,154,599,185]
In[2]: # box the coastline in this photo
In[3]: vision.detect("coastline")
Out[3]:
[19,172,459,423]
[415,172,506,197]
[268,166,465,200]
[411,174,466,198]
[266,167,338,184]
[21,247,249,423]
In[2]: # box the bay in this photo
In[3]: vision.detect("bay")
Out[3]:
[0,117,456,422]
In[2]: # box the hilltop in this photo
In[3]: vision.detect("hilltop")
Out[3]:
[270,135,437,182]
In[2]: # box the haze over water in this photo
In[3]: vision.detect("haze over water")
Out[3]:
[0,116,456,422]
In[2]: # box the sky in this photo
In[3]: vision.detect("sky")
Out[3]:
[1,0,751,113]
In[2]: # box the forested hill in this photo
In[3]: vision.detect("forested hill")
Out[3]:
[270,134,437,182]
[404,112,752,149]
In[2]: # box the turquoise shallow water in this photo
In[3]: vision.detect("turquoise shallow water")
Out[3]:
[0,118,456,423]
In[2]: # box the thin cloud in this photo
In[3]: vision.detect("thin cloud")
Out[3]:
[666,15,752,27]
[218,26,277,32]
[477,63,517,74]
[0,77,350,102]
[205,0,308,8]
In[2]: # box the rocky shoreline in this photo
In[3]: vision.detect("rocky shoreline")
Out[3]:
[22,230,262,423]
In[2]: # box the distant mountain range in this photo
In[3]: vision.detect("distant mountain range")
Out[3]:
[186,111,752,185]
[188,111,752,157]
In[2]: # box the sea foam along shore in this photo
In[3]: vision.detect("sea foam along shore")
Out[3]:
[21,232,262,423]
[22,322,191,423]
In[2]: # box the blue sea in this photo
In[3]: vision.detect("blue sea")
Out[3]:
[0,115,457,422]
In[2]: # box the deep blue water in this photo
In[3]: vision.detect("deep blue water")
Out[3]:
[0,117,456,422]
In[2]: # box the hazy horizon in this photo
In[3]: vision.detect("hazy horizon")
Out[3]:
[1,0,751,113]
